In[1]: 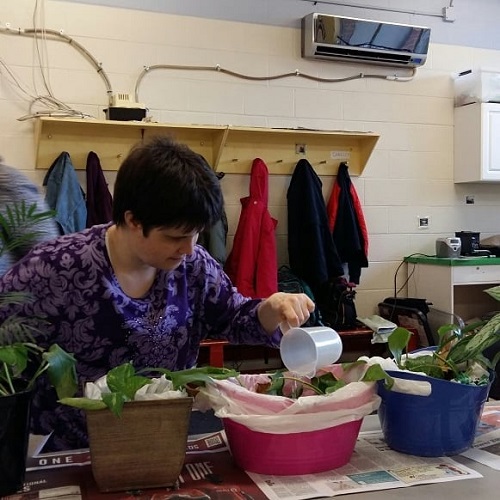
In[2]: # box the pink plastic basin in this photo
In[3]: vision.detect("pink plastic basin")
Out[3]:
[223,417,362,475]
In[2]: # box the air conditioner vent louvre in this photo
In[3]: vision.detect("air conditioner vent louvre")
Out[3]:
[302,13,430,68]
[314,45,413,64]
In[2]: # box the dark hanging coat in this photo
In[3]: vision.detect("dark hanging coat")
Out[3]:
[326,162,368,284]
[287,159,344,293]
[86,151,113,227]
[197,172,229,266]
[224,158,278,298]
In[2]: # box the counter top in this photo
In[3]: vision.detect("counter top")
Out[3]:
[405,255,500,266]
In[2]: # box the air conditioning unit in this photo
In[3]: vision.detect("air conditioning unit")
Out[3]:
[301,13,430,68]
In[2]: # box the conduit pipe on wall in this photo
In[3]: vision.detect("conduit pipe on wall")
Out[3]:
[0,25,113,106]
[134,64,416,104]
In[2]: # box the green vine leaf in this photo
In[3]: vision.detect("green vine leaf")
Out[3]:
[106,363,152,401]
[266,371,286,396]
[102,392,128,417]
[388,327,412,367]
[44,344,78,399]
[149,366,239,390]
[59,397,107,411]
[362,363,393,388]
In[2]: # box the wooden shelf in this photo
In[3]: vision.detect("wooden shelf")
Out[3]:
[34,117,379,175]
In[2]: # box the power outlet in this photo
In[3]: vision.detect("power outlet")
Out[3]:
[418,216,430,229]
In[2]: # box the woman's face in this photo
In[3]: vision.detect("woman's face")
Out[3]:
[125,212,200,270]
[138,226,200,271]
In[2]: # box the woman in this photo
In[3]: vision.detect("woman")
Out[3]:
[0,136,314,450]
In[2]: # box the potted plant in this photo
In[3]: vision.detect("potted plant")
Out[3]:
[0,202,77,497]
[60,363,238,492]
[61,359,388,484]
[194,363,387,475]
[377,291,500,457]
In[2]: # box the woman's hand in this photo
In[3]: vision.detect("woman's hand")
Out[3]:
[257,292,315,334]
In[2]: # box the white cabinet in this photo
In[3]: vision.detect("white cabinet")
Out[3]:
[454,103,500,182]
[406,256,500,325]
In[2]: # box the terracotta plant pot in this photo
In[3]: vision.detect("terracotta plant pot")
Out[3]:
[0,390,32,497]
[86,397,193,492]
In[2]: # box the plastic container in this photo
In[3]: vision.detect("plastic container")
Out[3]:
[454,69,500,107]
[377,370,491,457]
[280,326,343,377]
[223,417,362,475]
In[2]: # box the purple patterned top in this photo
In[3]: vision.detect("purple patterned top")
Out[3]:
[0,223,279,450]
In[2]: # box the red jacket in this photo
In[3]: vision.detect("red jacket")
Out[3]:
[225,158,278,298]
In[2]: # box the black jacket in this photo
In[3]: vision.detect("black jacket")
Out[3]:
[327,162,368,284]
[287,159,344,293]
[86,151,113,227]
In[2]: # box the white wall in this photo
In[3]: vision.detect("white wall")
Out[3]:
[1,0,500,317]
[58,0,500,51]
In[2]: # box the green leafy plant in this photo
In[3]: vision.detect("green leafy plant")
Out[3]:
[61,361,390,416]
[256,361,391,398]
[0,200,57,255]
[0,202,77,398]
[387,291,500,385]
[60,363,239,416]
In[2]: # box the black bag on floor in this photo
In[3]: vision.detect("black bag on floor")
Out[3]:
[278,266,321,327]
[315,277,358,330]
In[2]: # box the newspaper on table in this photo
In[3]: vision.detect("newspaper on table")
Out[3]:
[18,427,482,500]
[461,404,500,470]
[19,432,267,500]
[249,429,481,500]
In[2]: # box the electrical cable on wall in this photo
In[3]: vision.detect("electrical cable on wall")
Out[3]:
[18,27,113,118]
[0,55,87,120]
[134,63,416,103]
[0,0,113,121]
[1,1,417,122]
[393,252,434,298]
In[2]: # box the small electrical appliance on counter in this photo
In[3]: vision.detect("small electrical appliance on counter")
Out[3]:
[435,237,461,258]
[455,231,480,255]
[455,231,491,256]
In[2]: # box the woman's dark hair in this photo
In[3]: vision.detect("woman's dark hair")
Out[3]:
[113,136,223,235]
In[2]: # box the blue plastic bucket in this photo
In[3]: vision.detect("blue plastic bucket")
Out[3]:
[377,370,491,456]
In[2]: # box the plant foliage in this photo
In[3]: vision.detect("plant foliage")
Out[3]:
[0,201,77,398]
[0,200,55,254]
[387,291,500,384]
[256,361,390,398]
[60,363,239,416]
